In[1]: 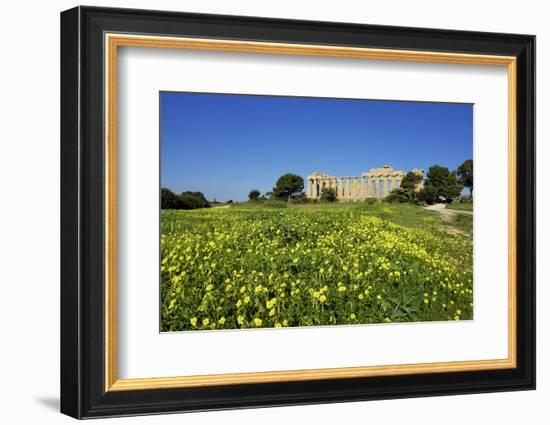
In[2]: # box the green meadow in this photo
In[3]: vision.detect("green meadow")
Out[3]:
[160,202,473,331]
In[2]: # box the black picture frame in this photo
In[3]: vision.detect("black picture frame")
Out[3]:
[61,5,535,419]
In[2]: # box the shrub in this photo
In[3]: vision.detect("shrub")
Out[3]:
[417,186,438,205]
[288,192,311,204]
[453,195,473,204]
[320,187,337,203]
[385,188,410,203]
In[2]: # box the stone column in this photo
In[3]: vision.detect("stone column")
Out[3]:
[342,178,347,199]
[307,179,311,197]
[341,178,346,199]
[314,178,321,198]
[369,176,375,197]
[361,176,367,199]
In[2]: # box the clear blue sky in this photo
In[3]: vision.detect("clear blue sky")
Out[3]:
[161,92,472,202]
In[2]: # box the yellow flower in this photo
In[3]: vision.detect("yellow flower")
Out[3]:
[319,294,327,303]
[282,319,288,326]
[218,317,226,325]
[266,297,277,309]
[168,299,176,311]
[253,318,263,327]
[350,313,356,320]
[190,317,197,326]
[237,315,245,325]
[202,318,210,326]
[244,295,251,304]
[206,284,214,291]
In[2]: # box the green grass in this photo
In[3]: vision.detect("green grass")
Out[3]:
[446,203,473,212]
[160,202,473,331]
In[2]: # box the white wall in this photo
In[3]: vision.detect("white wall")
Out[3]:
[0,0,546,423]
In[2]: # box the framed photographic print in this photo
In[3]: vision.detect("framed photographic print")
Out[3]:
[60,6,535,419]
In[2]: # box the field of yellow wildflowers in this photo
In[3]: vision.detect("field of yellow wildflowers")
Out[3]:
[160,203,473,331]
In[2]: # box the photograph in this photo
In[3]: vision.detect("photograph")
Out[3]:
[57,5,536,419]
[159,92,474,332]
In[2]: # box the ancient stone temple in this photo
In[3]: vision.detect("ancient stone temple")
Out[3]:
[306,165,424,200]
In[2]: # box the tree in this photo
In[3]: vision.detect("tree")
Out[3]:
[161,188,180,209]
[179,191,211,209]
[388,171,424,203]
[161,188,212,210]
[272,173,304,200]
[248,189,261,201]
[320,187,337,202]
[457,159,473,195]
[400,171,423,192]
[417,186,438,205]
[424,165,463,202]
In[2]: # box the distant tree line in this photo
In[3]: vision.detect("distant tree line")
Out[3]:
[161,188,211,210]
[387,159,473,205]
[184,159,472,208]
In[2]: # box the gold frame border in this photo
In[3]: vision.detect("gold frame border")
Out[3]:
[104,33,517,392]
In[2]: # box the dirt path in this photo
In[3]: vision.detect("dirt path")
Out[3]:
[424,203,473,219]
[211,204,231,209]
[424,203,473,236]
